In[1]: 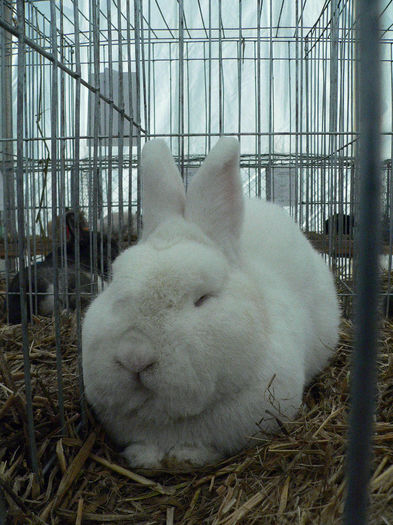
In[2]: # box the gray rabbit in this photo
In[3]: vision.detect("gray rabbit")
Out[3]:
[6,210,119,324]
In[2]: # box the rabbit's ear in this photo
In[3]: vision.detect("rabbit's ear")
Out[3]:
[66,209,89,243]
[141,140,186,239]
[65,210,77,238]
[185,137,244,263]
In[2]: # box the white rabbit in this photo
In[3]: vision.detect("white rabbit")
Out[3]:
[82,138,340,468]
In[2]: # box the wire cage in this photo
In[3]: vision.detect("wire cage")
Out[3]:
[0,0,391,523]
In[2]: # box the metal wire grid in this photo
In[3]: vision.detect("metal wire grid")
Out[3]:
[0,0,390,522]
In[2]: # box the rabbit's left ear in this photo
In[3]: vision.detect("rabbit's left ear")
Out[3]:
[185,137,244,263]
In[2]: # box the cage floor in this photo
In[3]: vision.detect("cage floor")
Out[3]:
[0,312,392,524]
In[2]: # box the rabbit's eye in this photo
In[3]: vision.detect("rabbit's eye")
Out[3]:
[194,294,211,307]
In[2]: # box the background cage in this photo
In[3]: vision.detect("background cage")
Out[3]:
[0,0,391,523]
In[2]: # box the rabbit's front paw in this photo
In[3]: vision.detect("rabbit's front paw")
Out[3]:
[164,444,222,468]
[123,443,164,468]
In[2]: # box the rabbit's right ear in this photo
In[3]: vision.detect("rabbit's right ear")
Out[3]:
[185,138,244,264]
[141,140,186,239]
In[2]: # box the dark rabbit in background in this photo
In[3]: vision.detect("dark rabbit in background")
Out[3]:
[6,210,119,324]
[324,213,355,236]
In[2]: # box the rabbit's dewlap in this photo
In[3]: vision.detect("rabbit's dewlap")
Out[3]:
[82,138,340,468]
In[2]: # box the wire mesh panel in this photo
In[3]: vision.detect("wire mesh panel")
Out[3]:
[0,0,392,523]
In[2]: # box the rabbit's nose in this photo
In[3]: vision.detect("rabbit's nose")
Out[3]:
[135,361,156,387]
[115,355,157,385]
[132,358,156,375]
[115,329,157,375]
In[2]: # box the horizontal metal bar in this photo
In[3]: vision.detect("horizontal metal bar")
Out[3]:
[0,131,366,143]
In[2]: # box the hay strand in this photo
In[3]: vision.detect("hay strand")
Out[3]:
[89,453,174,495]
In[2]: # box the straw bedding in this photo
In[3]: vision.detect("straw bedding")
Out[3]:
[0,299,392,524]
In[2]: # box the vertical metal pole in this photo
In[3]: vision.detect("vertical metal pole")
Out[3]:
[169,42,173,151]
[104,0,113,257]
[25,2,33,319]
[126,0,134,245]
[329,0,339,246]
[16,0,39,475]
[288,40,294,216]
[139,0,148,138]
[1,0,16,245]
[178,0,184,179]
[256,0,262,199]
[1,0,14,319]
[152,39,156,137]
[305,35,310,231]
[146,0,151,135]
[134,0,143,235]
[322,10,329,259]
[50,0,66,434]
[218,0,223,135]
[237,0,242,144]
[26,3,34,321]
[268,0,273,203]
[313,32,318,231]
[91,0,100,281]
[203,41,208,153]
[208,0,212,150]
[59,0,68,310]
[73,0,85,430]
[106,0,113,263]
[344,1,381,523]
[186,40,190,180]
[117,0,125,248]
[294,0,299,222]
[298,0,304,226]
[388,43,393,309]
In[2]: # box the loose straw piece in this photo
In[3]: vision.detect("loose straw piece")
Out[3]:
[166,506,175,525]
[56,438,67,474]
[312,406,345,438]
[89,453,175,495]
[75,498,83,525]
[278,475,290,514]
[183,487,201,521]
[371,464,393,492]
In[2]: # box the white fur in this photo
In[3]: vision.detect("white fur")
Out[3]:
[82,138,340,468]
